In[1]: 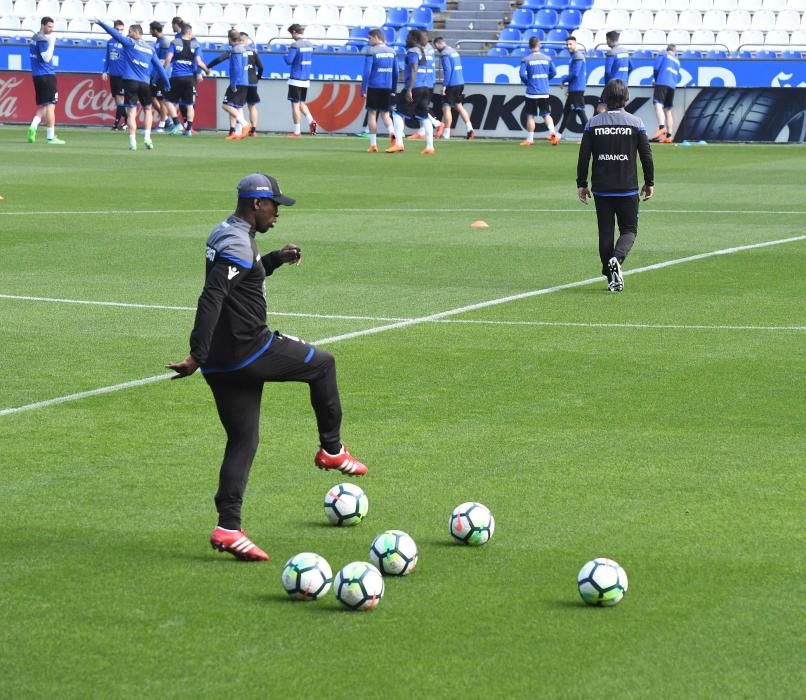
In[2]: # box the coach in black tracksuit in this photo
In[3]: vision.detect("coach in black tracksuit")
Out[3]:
[577,79,655,292]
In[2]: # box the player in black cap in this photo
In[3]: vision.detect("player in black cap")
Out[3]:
[167,173,368,562]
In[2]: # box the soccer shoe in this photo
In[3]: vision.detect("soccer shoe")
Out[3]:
[650,127,667,142]
[249,130,258,137]
[235,130,250,140]
[390,134,396,145]
[309,120,318,135]
[47,137,66,145]
[129,143,137,151]
[420,147,435,155]
[409,133,425,140]
[287,132,302,138]
[519,139,534,146]
[434,123,445,139]
[466,131,475,140]
[367,145,378,152]
[385,143,405,153]
[27,126,36,143]
[550,133,561,145]
[315,445,368,476]
[153,126,166,133]
[182,129,192,137]
[608,257,624,292]
[144,139,154,150]
[661,136,673,143]
[210,527,270,562]
[225,133,238,140]
[169,123,184,135]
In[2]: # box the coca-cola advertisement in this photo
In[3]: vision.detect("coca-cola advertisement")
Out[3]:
[0,71,216,128]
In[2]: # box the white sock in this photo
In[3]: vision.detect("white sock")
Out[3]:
[369,133,377,147]
[444,127,451,140]
[392,112,405,145]
[46,127,54,140]
[293,123,301,135]
[129,134,136,148]
[527,132,534,143]
[424,120,434,149]
[418,126,426,136]
[31,115,41,129]
[157,120,165,128]
[144,128,151,140]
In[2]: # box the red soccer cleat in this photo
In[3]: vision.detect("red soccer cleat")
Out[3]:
[420,147,435,155]
[309,120,318,135]
[434,122,445,139]
[409,133,425,140]
[466,131,475,140]
[315,445,368,476]
[650,127,667,142]
[210,527,270,561]
[385,143,405,153]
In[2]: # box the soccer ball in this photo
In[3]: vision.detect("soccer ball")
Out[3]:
[449,502,495,545]
[324,482,368,526]
[577,558,629,607]
[334,561,385,611]
[369,530,419,576]
[280,552,333,601]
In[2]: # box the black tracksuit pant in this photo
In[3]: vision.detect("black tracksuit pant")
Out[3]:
[594,194,639,277]
[204,333,342,530]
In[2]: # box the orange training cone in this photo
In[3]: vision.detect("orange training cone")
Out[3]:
[471,220,489,228]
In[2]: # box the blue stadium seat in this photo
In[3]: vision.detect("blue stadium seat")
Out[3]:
[522,27,545,43]
[547,28,569,42]
[385,7,408,28]
[568,0,593,9]
[270,43,287,52]
[735,49,752,58]
[631,49,653,58]
[681,49,702,58]
[781,50,802,59]
[589,48,605,57]
[511,46,530,56]
[393,44,406,56]
[521,0,547,8]
[509,8,534,29]
[350,26,370,40]
[381,25,397,43]
[557,9,581,30]
[408,6,433,29]
[545,0,569,10]
[542,47,557,56]
[755,49,776,59]
[534,9,558,30]
[421,0,446,9]
[339,44,359,53]
[487,46,509,56]
[497,27,522,49]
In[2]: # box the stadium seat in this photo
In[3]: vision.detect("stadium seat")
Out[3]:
[738,0,762,8]
[380,24,396,43]
[653,9,678,29]
[725,8,751,28]
[618,0,642,10]
[0,0,11,14]
[781,48,802,57]
[691,0,714,8]
[509,7,534,28]
[292,4,317,24]
[487,46,509,55]
[706,47,728,56]
[362,5,387,27]
[739,28,764,45]
[786,0,806,9]
[340,5,363,26]
[791,27,806,44]
[642,27,668,45]
[176,2,200,21]
[618,28,642,44]
[59,0,82,17]
[604,8,629,26]
[269,4,293,25]
[325,24,349,45]
[497,26,522,48]
[305,23,326,40]
[629,8,654,29]
[254,23,279,43]
[542,46,557,55]
[421,0,446,9]
[349,25,370,40]
[0,15,19,33]
[775,9,799,30]
[666,0,688,10]
[547,27,569,41]
[763,29,788,45]
[522,26,546,42]
[67,16,91,33]
[690,28,716,46]
[511,45,530,55]
[631,47,653,56]
[592,0,617,9]
[35,0,57,16]
[715,27,739,49]
[569,0,593,8]
[750,8,775,30]
[200,3,223,22]
[408,5,433,29]
[714,0,737,7]
[762,0,786,7]
[223,3,246,23]
[681,48,701,56]
[246,4,270,23]
[207,21,230,37]
[678,9,702,28]
[315,4,339,25]
[385,6,408,27]
[546,0,569,9]
[522,0,547,8]
[572,27,593,46]
[754,48,776,56]
[667,28,691,43]
[580,8,605,29]
[535,8,559,28]
[152,2,178,20]
[557,8,582,29]
[702,9,726,29]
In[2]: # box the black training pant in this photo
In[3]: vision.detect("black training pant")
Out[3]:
[559,90,588,134]
[204,332,342,529]
[594,194,639,277]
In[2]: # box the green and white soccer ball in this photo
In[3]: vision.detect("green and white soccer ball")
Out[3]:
[334,561,385,611]
[369,530,419,576]
[280,552,333,601]
[449,502,495,545]
[324,482,368,526]
[577,558,629,607]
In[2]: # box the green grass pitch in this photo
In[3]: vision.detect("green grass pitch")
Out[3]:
[1,127,804,699]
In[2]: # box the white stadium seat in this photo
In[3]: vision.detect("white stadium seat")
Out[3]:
[11,0,34,17]
[592,0,617,10]
[690,0,713,9]
[617,0,642,10]
[362,5,387,26]
[0,15,20,33]
[339,5,363,25]
[642,0,665,10]
[715,27,740,48]
[725,8,751,28]
[667,27,691,42]
[764,28,789,43]
[233,21,254,35]
[665,0,688,9]
[737,0,762,8]
[35,0,58,16]
[269,3,292,25]
[580,8,605,29]
[152,2,177,20]
[81,0,106,19]
[304,22,325,39]
[617,28,641,44]
[223,3,246,23]
[207,20,230,36]
[292,3,317,23]
[573,27,594,47]
[0,0,12,14]
[679,8,703,27]
[59,0,83,17]
[106,0,131,20]
[315,3,339,24]
[642,27,667,44]
[201,3,223,22]
[775,9,799,29]
[246,3,269,23]
[20,14,40,30]
[592,28,609,46]
[750,8,775,29]
[325,23,348,44]
[785,0,806,10]
[129,1,151,20]
[629,8,654,29]
[790,27,806,44]
[714,0,738,9]
[761,0,786,7]
[690,27,715,45]
[605,8,630,26]
[739,28,764,44]
[177,2,200,21]
[653,8,679,28]
[702,9,726,29]
[254,22,278,43]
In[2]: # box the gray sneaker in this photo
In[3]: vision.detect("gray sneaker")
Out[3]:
[608,257,624,292]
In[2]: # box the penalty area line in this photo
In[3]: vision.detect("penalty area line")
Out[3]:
[1,233,805,418]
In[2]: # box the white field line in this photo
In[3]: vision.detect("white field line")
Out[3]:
[2,207,806,216]
[1,233,805,418]
[0,294,802,331]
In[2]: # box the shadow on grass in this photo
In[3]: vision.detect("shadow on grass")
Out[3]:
[247,591,361,614]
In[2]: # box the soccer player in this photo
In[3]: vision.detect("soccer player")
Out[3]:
[576,80,654,292]
[220,28,251,140]
[651,44,680,143]
[285,24,317,137]
[27,17,64,145]
[165,22,207,137]
[519,36,558,146]
[433,37,474,140]
[96,19,171,150]
[558,35,588,141]
[149,21,175,132]
[361,28,398,153]
[243,33,263,137]
[102,19,127,131]
[599,31,632,112]
[387,29,436,155]
[166,173,368,562]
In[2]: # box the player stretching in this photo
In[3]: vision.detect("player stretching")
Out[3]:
[361,28,398,152]
[167,173,368,562]
[285,24,317,136]
[220,29,251,139]
[651,44,679,143]
[519,36,558,146]
[102,19,127,131]
[576,80,654,292]
[27,17,64,145]
[165,22,207,137]
[433,37,474,140]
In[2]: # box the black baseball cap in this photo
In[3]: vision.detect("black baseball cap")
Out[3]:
[236,173,296,206]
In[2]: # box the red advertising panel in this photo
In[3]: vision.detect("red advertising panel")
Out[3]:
[0,71,216,128]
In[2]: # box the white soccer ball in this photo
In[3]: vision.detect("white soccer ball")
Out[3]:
[280,552,333,601]
[334,561,385,611]
[577,557,629,607]
[369,530,419,576]
[449,502,495,545]
[323,482,368,527]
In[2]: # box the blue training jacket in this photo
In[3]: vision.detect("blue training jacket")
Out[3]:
[519,50,556,97]
[96,20,170,87]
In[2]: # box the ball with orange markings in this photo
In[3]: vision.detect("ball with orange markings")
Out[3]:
[449,502,495,545]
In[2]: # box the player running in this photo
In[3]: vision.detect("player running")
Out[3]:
[27,17,65,145]
[165,22,208,137]
[102,19,127,131]
[651,44,680,143]
[519,36,558,146]
[433,37,474,140]
[361,28,398,152]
